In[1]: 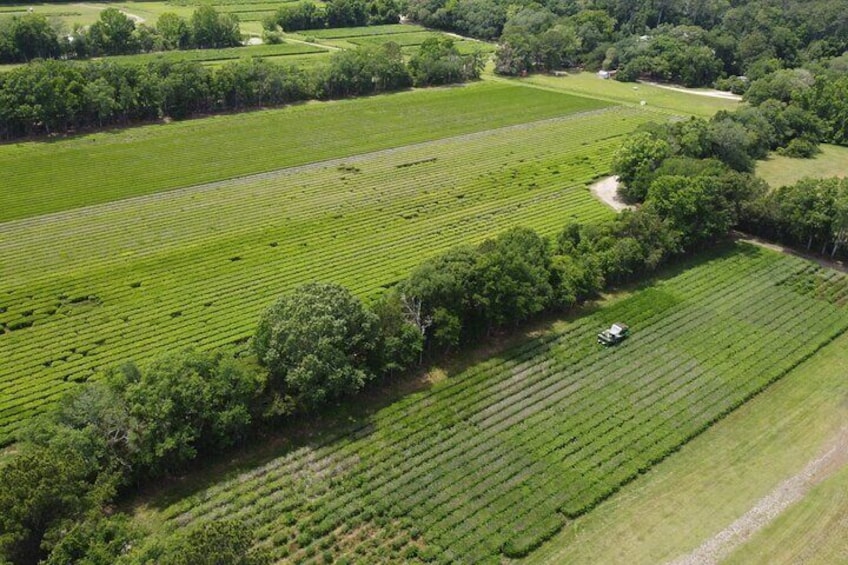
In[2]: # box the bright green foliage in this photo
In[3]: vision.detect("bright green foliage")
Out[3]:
[0,82,607,221]
[0,104,650,442]
[611,131,671,202]
[147,245,848,563]
[645,175,735,247]
[474,227,553,328]
[139,519,270,565]
[44,514,140,565]
[116,350,263,478]
[254,283,379,408]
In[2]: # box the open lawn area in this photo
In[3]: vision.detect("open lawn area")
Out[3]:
[756,144,848,188]
[512,72,741,117]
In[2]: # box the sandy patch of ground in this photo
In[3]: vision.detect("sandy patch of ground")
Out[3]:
[667,425,848,565]
[590,176,632,212]
[639,81,742,101]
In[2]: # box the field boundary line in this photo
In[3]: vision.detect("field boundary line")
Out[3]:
[666,425,848,565]
[0,106,622,232]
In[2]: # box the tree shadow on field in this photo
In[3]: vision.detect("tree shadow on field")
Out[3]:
[126,240,747,514]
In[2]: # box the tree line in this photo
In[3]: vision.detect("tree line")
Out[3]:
[0,7,241,63]
[612,113,848,260]
[0,38,483,139]
[400,0,848,89]
[0,128,768,563]
[266,0,401,33]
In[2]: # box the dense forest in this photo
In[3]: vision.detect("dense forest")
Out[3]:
[401,0,848,82]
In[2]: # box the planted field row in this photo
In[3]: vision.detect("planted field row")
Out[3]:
[0,82,608,221]
[306,24,430,39]
[99,42,327,66]
[346,32,454,48]
[144,246,848,563]
[0,106,657,442]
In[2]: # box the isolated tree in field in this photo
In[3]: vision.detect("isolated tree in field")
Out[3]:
[254,283,380,408]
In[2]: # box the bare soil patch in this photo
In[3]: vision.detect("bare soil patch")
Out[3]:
[590,175,632,212]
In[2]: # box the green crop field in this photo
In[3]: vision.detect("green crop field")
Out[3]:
[131,245,848,563]
[0,105,662,443]
[306,24,429,39]
[524,325,848,564]
[0,82,607,222]
[96,42,327,65]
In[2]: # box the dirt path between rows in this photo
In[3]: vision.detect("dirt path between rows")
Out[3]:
[285,36,340,51]
[639,81,743,101]
[589,175,631,211]
[667,426,848,565]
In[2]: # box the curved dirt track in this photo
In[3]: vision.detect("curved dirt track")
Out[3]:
[589,176,632,211]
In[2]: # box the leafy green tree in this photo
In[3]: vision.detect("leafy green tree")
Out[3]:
[369,291,426,373]
[645,175,736,247]
[88,8,138,55]
[270,2,326,31]
[408,37,482,86]
[44,514,140,565]
[367,0,401,25]
[190,6,241,49]
[153,520,270,565]
[157,12,191,50]
[326,0,368,27]
[254,283,380,408]
[474,227,553,329]
[0,13,61,63]
[611,132,671,202]
[0,447,100,565]
[707,118,755,172]
[116,349,263,478]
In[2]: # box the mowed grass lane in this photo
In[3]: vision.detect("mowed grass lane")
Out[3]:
[0,82,607,221]
[139,246,848,563]
[0,106,657,443]
[513,72,740,117]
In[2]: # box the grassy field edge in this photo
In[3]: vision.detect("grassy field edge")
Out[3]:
[522,321,848,564]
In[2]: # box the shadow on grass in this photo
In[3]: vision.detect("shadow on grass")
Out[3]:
[125,241,748,514]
